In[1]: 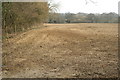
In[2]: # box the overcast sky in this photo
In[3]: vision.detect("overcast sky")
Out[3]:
[53,0,120,14]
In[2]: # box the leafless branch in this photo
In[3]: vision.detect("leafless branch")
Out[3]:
[85,0,97,5]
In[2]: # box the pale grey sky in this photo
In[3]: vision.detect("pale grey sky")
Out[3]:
[53,0,120,14]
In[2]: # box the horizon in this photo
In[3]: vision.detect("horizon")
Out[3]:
[51,12,118,14]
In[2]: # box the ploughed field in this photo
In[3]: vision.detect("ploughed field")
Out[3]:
[2,23,118,78]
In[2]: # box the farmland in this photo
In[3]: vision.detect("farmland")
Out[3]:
[2,23,118,78]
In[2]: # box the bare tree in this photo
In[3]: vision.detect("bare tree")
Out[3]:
[85,0,97,4]
[47,0,60,13]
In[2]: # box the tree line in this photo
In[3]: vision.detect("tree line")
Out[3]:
[48,12,118,23]
[2,2,48,36]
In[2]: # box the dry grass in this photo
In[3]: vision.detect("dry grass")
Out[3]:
[2,23,118,78]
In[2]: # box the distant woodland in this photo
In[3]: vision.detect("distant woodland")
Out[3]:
[48,12,118,23]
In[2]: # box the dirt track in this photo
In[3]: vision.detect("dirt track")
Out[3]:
[2,23,118,78]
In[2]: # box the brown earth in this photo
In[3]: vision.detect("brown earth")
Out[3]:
[2,23,118,78]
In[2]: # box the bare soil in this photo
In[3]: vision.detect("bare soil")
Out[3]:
[2,23,118,78]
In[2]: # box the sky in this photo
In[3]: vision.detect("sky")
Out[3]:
[53,0,120,14]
